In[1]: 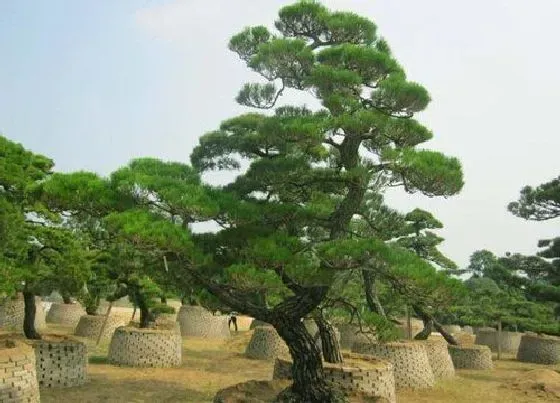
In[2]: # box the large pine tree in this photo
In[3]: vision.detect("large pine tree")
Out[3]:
[187,2,463,401]
[39,2,464,401]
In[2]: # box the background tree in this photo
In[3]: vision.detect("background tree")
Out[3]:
[307,193,405,362]
[389,208,459,341]
[448,250,558,335]
[21,225,91,338]
[394,209,457,271]
[0,135,91,339]
[41,171,177,328]
[508,175,560,221]
[41,170,126,316]
[530,240,560,313]
[0,135,53,296]
[79,259,113,316]
[100,236,176,327]
[448,275,556,333]
[465,249,498,278]
[464,250,526,290]
[0,197,26,295]
[331,199,463,344]
[351,192,404,318]
[506,175,560,332]
[446,277,515,329]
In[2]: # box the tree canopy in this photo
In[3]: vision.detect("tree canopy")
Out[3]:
[0,135,93,338]
[508,175,560,221]
[450,249,559,334]
[505,174,560,332]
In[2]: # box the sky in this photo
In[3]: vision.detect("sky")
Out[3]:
[1,0,559,268]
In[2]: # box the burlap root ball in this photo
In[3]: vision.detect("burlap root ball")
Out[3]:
[395,318,425,339]
[516,333,560,365]
[442,325,462,334]
[249,319,272,329]
[245,326,290,360]
[177,305,230,338]
[473,327,496,335]
[108,326,182,368]
[234,316,254,331]
[45,303,86,329]
[338,324,376,350]
[462,326,474,334]
[447,344,493,370]
[28,336,88,388]
[475,330,522,354]
[0,339,40,402]
[352,341,435,389]
[74,314,129,341]
[422,339,455,379]
[454,332,476,345]
[273,352,396,403]
[0,294,47,333]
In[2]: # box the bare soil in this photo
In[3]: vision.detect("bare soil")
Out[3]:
[508,369,560,399]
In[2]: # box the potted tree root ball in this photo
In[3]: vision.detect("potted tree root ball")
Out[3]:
[107,276,181,368]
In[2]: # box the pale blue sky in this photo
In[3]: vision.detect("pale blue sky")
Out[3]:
[1,0,559,267]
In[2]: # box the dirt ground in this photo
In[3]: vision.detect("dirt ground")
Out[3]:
[26,325,560,403]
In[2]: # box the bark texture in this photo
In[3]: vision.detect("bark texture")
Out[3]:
[274,320,343,403]
[414,318,433,340]
[362,270,386,317]
[23,291,41,340]
[137,294,153,328]
[314,312,343,363]
[413,304,458,345]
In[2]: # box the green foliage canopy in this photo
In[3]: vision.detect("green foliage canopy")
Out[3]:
[0,135,90,299]
[509,175,560,221]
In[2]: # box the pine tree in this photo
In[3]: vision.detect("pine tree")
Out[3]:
[509,175,560,221]
[40,2,463,400]
[0,135,91,339]
[189,2,462,399]
[508,175,560,330]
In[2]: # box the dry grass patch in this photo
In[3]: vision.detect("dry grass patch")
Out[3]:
[28,324,560,402]
[398,357,560,403]
[40,330,272,403]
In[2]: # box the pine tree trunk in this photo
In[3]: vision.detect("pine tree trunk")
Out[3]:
[256,290,267,308]
[413,304,457,345]
[137,296,152,328]
[139,306,150,328]
[85,295,100,315]
[405,305,412,340]
[362,270,386,317]
[314,313,343,363]
[274,320,341,403]
[96,302,112,346]
[23,291,41,340]
[432,321,457,345]
[160,295,167,304]
[414,318,433,340]
[497,320,502,360]
[62,293,72,304]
